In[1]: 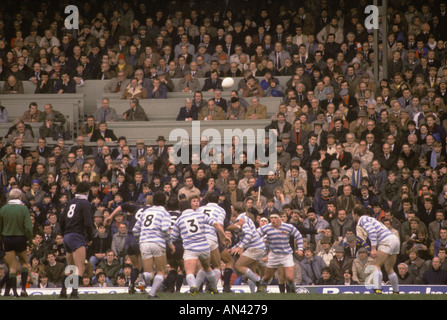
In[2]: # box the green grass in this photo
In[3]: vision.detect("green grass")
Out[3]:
[2,292,445,300]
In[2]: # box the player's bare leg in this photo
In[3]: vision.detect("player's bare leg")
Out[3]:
[128,254,142,294]
[148,255,167,298]
[184,258,200,295]
[142,257,155,287]
[16,250,29,297]
[196,248,220,290]
[234,255,262,293]
[371,250,389,294]
[65,246,86,299]
[199,256,218,294]
[260,266,277,292]
[220,249,234,292]
[3,251,19,297]
[277,266,286,292]
[284,266,297,293]
[384,253,399,294]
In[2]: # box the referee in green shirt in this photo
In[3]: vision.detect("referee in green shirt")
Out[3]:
[0,188,33,297]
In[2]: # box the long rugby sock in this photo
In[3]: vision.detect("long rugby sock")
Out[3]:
[247,279,256,293]
[175,274,184,292]
[195,269,206,288]
[9,273,17,296]
[149,274,164,296]
[71,276,82,295]
[61,275,68,293]
[166,270,178,292]
[213,268,221,284]
[278,283,286,293]
[143,272,153,284]
[205,271,218,290]
[388,272,399,293]
[373,268,383,290]
[223,268,233,287]
[186,273,196,288]
[244,269,261,283]
[21,268,29,291]
[1,272,10,295]
[287,280,296,293]
[130,268,139,286]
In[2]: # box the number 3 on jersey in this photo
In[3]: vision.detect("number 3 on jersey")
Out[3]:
[186,217,199,235]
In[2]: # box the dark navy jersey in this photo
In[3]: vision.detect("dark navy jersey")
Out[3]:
[60,195,94,242]
[168,210,181,228]
[121,203,152,231]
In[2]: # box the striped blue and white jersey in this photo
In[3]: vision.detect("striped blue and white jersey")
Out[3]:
[258,222,303,254]
[132,205,172,248]
[357,215,396,247]
[234,213,266,251]
[196,203,226,243]
[171,209,217,252]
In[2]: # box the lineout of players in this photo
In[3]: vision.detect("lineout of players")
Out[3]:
[6,184,399,298]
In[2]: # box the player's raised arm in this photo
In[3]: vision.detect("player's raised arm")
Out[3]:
[105,205,123,226]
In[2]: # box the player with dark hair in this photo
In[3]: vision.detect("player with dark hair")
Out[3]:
[352,204,400,294]
[132,191,174,299]
[105,199,150,294]
[164,196,185,293]
[59,181,94,299]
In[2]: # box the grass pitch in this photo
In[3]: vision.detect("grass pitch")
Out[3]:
[1,292,445,300]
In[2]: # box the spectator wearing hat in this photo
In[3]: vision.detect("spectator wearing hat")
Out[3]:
[351,247,374,284]
[328,245,353,282]
[115,53,134,78]
[39,115,64,139]
[349,109,368,140]
[226,97,246,120]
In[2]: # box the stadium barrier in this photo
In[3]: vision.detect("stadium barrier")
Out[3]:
[20,285,447,295]
[97,97,284,121]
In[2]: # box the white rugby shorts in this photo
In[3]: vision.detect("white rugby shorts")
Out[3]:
[140,242,166,260]
[183,249,211,261]
[378,235,400,255]
[266,251,295,268]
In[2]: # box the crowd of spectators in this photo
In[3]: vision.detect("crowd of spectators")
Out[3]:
[1,0,447,289]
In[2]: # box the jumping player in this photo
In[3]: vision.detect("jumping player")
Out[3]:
[0,188,33,297]
[229,202,266,293]
[105,201,149,294]
[59,181,94,299]
[352,204,400,294]
[194,191,229,291]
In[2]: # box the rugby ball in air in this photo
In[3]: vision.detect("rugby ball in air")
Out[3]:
[222,77,235,89]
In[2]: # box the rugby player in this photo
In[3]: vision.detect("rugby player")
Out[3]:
[352,204,400,294]
[257,212,304,293]
[59,181,94,299]
[171,195,230,295]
